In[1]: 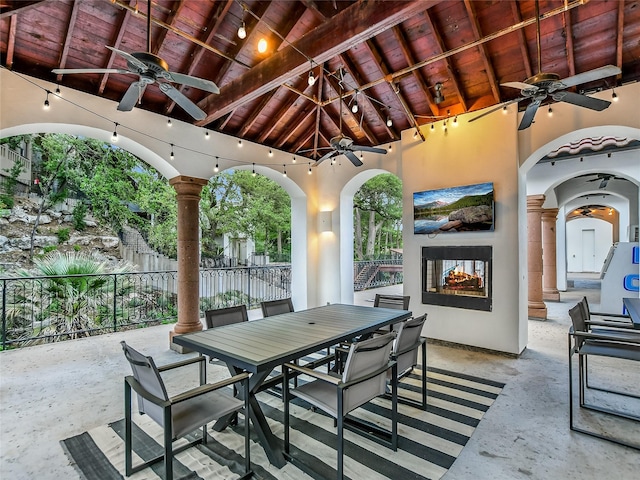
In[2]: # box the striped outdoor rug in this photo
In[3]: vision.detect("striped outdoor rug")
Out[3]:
[61,366,504,480]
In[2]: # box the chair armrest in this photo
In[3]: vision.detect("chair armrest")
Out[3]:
[171,372,249,404]
[284,362,341,385]
[157,355,205,373]
[587,320,635,330]
[589,310,630,319]
[572,330,640,344]
[125,375,170,407]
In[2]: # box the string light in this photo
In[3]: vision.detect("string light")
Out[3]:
[55,85,61,97]
[308,163,312,175]
[452,115,458,126]
[612,89,618,102]
[442,119,447,131]
[386,116,392,127]
[213,157,219,172]
[413,130,418,139]
[170,143,174,160]
[111,122,118,142]
[237,21,246,39]
[252,163,256,177]
[282,164,287,177]
[351,92,359,113]
[430,123,434,131]
[43,90,50,109]
[308,70,316,86]
[268,149,273,157]
[388,145,392,152]
[548,106,553,117]
[502,105,507,114]
[167,117,172,127]
[258,38,267,53]
[292,155,296,163]
[204,130,209,139]
[238,140,242,147]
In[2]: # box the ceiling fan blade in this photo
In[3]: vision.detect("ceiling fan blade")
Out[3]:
[106,46,148,72]
[352,145,387,154]
[552,91,611,111]
[163,71,220,94]
[502,81,538,91]
[52,68,130,75]
[518,99,541,130]
[315,150,338,165]
[599,178,608,189]
[159,83,206,120]
[556,65,621,89]
[468,97,524,123]
[118,81,146,112]
[345,151,363,167]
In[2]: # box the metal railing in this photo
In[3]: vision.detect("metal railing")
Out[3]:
[1,265,291,349]
[354,258,404,291]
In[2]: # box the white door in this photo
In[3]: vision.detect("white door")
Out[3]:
[582,229,596,272]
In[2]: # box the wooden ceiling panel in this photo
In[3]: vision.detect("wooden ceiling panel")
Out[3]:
[1,0,638,162]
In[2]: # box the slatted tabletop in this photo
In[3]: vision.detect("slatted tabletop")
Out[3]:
[174,303,411,372]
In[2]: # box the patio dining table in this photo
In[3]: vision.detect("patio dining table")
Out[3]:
[623,297,640,329]
[172,303,411,468]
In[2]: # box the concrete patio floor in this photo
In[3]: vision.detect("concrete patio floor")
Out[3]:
[1,279,638,479]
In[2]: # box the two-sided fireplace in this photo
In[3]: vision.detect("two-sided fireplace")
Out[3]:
[422,246,492,311]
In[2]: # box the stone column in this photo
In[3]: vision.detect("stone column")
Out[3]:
[527,195,547,319]
[168,176,208,351]
[541,208,560,301]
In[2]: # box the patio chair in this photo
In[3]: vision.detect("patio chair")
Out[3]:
[389,314,428,410]
[567,304,640,450]
[260,298,294,317]
[283,332,398,480]
[579,296,635,330]
[205,304,249,329]
[121,341,253,480]
[374,294,410,310]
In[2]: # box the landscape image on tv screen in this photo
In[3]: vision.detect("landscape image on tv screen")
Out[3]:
[413,182,494,234]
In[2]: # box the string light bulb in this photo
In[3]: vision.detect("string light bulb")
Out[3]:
[252,163,256,177]
[452,115,458,126]
[111,122,118,142]
[204,130,209,139]
[167,117,172,127]
[308,70,316,86]
[388,144,392,152]
[430,123,435,131]
[386,116,392,127]
[213,157,219,173]
[55,85,61,96]
[612,89,618,102]
[269,149,273,157]
[43,90,50,109]
[238,140,242,147]
[308,163,312,175]
[292,155,296,163]
[548,106,553,117]
[237,21,246,39]
[502,105,507,114]
[169,144,174,160]
[258,38,267,53]
[282,164,287,177]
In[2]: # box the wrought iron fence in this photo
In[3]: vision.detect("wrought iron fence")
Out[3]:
[1,265,291,349]
[353,258,404,291]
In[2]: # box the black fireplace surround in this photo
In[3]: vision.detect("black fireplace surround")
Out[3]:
[422,245,492,311]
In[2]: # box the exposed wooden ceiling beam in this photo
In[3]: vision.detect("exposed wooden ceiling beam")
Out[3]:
[510,1,533,79]
[55,0,81,83]
[615,0,624,80]
[423,8,468,112]
[391,25,439,119]
[165,0,234,114]
[562,9,576,79]
[310,66,326,157]
[0,0,47,19]
[196,0,441,125]
[4,14,16,69]
[464,0,500,103]
[256,85,305,144]
[291,128,316,156]
[151,0,185,56]
[99,0,135,94]
[238,90,278,137]
[274,103,316,149]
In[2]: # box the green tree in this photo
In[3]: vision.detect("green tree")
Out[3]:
[353,174,403,260]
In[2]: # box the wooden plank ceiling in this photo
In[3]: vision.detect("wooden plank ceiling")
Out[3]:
[1,0,639,161]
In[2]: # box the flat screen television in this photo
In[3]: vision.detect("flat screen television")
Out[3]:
[413,182,494,234]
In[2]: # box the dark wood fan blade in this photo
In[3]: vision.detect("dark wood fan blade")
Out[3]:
[345,151,363,167]
[352,145,387,154]
[553,91,611,111]
[159,83,206,120]
[118,82,145,111]
[518,99,541,130]
[557,65,621,89]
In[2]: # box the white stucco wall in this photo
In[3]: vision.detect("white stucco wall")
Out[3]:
[566,218,613,272]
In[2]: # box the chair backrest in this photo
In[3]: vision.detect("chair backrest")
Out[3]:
[394,314,427,374]
[121,341,168,427]
[374,294,410,310]
[261,298,294,317]
[341,333,395,413]
[568,303,587,350]
[205,305,248,329]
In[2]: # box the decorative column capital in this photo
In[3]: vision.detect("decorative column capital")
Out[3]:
[541,208,559,222]
[526,194,546,211]
[169,175,208,199]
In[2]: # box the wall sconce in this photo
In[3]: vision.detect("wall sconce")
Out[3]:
[318,211,333,232]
